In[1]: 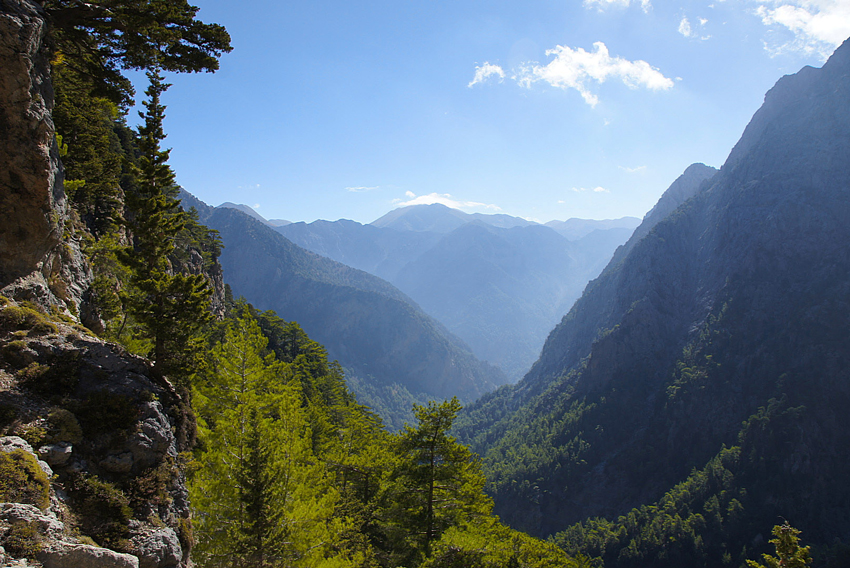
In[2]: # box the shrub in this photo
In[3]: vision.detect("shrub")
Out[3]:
[2,340,34,369]
[67,473,132,550]
[2,521,43,559]
[16,424,46,448]
[0,305,57,335]
[47,407,83,444]
[0,403,18,431]
[71,391,136,437]
[20,351,81,397]
[0,449,50,509]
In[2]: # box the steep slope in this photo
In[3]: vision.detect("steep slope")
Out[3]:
[182,193,507,428]
[276,219,441,281]
[603,162,717,271]
[457,38,850,564]
[280,210,637,379]
[545,217,640,240]
[393,223,597,379]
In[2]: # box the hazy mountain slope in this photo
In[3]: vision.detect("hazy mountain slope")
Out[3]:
[181,193,507,427]
[545,217,640,240]
[371,203,472,232]
[393,223,594,379]
[276,219,441,281]
[280,206,637,379]
[456,38,850,564]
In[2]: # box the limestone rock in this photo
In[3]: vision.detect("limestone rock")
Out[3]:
[132,528,182,568]
[38,543,139,568]
[38,442,72,467]
[0,503,65,539]
[128,401,176,470]
[0,0,91,315]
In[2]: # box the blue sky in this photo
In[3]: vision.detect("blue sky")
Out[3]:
[135,0,850,224]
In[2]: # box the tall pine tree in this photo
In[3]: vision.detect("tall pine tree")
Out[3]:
[191,312,357,567]
[119,68,212,382]
[384,398,492,564]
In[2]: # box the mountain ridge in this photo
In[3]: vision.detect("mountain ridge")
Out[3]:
[456,36,850,564]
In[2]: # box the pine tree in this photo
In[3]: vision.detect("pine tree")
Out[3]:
[191,313,355,567]
[747,522,812,568]
[384,398,492,563]
[119,68,211,382]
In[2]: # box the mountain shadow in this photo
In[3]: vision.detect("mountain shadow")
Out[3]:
[455,38,850,567]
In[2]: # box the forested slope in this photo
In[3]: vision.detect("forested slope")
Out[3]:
[457,37,850,567]
[181,192,507,429]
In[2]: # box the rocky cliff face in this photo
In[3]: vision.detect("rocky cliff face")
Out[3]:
[0,0,91,316]
[0,300,192,567]
[0,2,217,565]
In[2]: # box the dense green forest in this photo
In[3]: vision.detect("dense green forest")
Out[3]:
[33,2,588,565]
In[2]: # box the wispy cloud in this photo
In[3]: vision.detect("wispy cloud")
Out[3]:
[511,42,674,107]
[756,0,850,59]
[584,0,652,13]
[393,191,502,211]
[679,15,712,39]
[679,16,695,37]
[618,165,647,173]
[346,186,379,193]
[468,62,506,87]
[572,186,610,193]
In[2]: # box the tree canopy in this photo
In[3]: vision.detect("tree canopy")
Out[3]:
[42,0,232,104]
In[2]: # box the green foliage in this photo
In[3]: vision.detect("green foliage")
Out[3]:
[191,312,355,567]
[0,449,50,510]
[747,522,812,568]
[118,69,212,382]
[53,60,124,235]
[67,473,133,550]
[2,521,43,559]
[16,424,47,449]
[382,398,493,563]
[0,304,57,335]
[46,407,83,444]
[186,304,581,567]
[45,0,232,106]
[424,519,588,568]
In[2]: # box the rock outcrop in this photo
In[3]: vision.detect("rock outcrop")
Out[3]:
[0,301,191,566]
[0,0,91,315]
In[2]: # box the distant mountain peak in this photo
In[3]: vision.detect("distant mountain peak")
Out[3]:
[217,202,269,225]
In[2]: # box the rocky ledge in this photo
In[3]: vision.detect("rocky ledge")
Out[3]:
[0,297,192,567]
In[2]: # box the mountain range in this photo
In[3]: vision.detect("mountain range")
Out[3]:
[454,37,850,567]
[180,193,507,429]
[244,203,640,379]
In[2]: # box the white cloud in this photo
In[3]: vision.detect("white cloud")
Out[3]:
[393,192,502,211]
[584,0,652,13]
[253,203,261,209]
[679,16,695,37]
[513,42,674,107]
[571,186,610,193]
[468,62,506,87]
[618,165,647,173]
[756,0,850,59]
[680,15,712,39]
[346,186,379,192]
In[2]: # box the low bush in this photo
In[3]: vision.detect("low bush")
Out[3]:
[0,448,50,509]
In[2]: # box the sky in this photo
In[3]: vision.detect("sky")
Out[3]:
[130,0,850,225]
